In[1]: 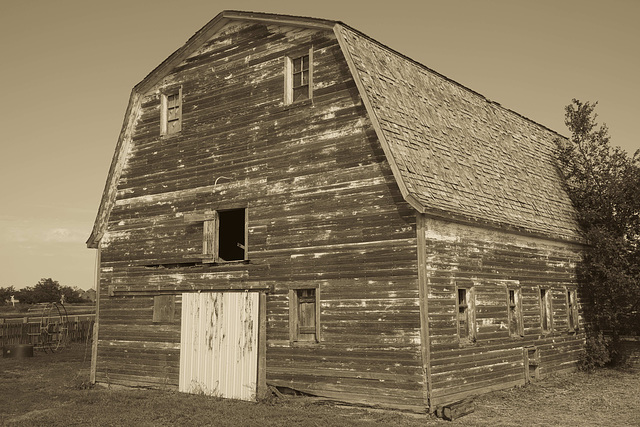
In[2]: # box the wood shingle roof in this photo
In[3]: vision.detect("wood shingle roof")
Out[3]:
[335,25,582,242]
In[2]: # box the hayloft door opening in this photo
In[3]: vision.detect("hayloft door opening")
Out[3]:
[218,209,246,261]
[179,291,259,401]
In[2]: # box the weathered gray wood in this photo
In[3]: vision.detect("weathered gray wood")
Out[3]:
[90,247,101,384]
[423,217,584,407]
[442,398,475,420]
[416,213,433,410]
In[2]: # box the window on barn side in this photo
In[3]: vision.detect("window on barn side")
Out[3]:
[457,286,476,343]
[540,288,553,333]
[161,87,182,136]
[566,288,579,332]
[284,49,313,105]
[289,287,319,343]
[507,287,524,337]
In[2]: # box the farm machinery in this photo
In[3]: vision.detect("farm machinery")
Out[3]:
[28,302,69,353]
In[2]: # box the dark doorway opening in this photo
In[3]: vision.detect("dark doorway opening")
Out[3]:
[218,209,246,261]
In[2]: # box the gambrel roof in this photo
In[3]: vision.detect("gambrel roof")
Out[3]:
[88,10,582,248]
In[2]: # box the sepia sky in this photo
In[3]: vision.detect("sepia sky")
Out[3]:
[0,0,638,290]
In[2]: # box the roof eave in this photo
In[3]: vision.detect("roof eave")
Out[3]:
[87,88,141,249]
[416,202,585,245]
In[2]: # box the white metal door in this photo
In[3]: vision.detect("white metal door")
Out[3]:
[179,291,259,401]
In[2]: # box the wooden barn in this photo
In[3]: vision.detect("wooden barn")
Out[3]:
[87,10,585,412]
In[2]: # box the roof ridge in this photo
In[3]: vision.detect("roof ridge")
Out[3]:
[221,10,340,27]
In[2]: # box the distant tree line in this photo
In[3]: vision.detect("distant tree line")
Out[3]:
[0,278,90,305]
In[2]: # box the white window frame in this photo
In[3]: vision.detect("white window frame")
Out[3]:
[284,48,313,105]
[161,87,182,136]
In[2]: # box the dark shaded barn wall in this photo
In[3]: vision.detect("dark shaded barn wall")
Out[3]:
[419,216,584,408]
[96,22,425,410]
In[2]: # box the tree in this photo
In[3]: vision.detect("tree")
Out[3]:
[556,99,640,365]
[17,278,60,304]
[0,286,17,305]
[34,278,63,303]
[60,285,88,304]
[14,279,90,304]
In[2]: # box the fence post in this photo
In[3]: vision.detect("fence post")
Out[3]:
[22,316,28,345]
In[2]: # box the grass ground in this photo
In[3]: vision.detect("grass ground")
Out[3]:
[0,343,638,426]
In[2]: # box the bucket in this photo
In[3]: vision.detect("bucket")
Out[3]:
[2,344,34,358]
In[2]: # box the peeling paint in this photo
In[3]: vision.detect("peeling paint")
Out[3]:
[424,229,459,243]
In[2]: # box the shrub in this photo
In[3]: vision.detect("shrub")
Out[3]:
[579,332,610,371]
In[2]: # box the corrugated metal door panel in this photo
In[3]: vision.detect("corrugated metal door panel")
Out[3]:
[179,291,258,401]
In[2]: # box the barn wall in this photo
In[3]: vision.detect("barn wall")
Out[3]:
[96,292,182,388]
[96,22,424,410]
[420,216,585,408]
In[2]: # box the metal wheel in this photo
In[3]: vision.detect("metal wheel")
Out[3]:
[40,302,69,353]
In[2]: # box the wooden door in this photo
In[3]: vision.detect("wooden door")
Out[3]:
[179,291,259,401]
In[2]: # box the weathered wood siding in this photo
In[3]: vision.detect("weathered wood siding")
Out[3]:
[420,216,585,407]
[96,293,181,388]
[96,22,423,410]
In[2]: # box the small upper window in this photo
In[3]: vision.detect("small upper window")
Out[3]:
[161,88,182,135]
[292,55,310,101]
[285,49,312,105]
